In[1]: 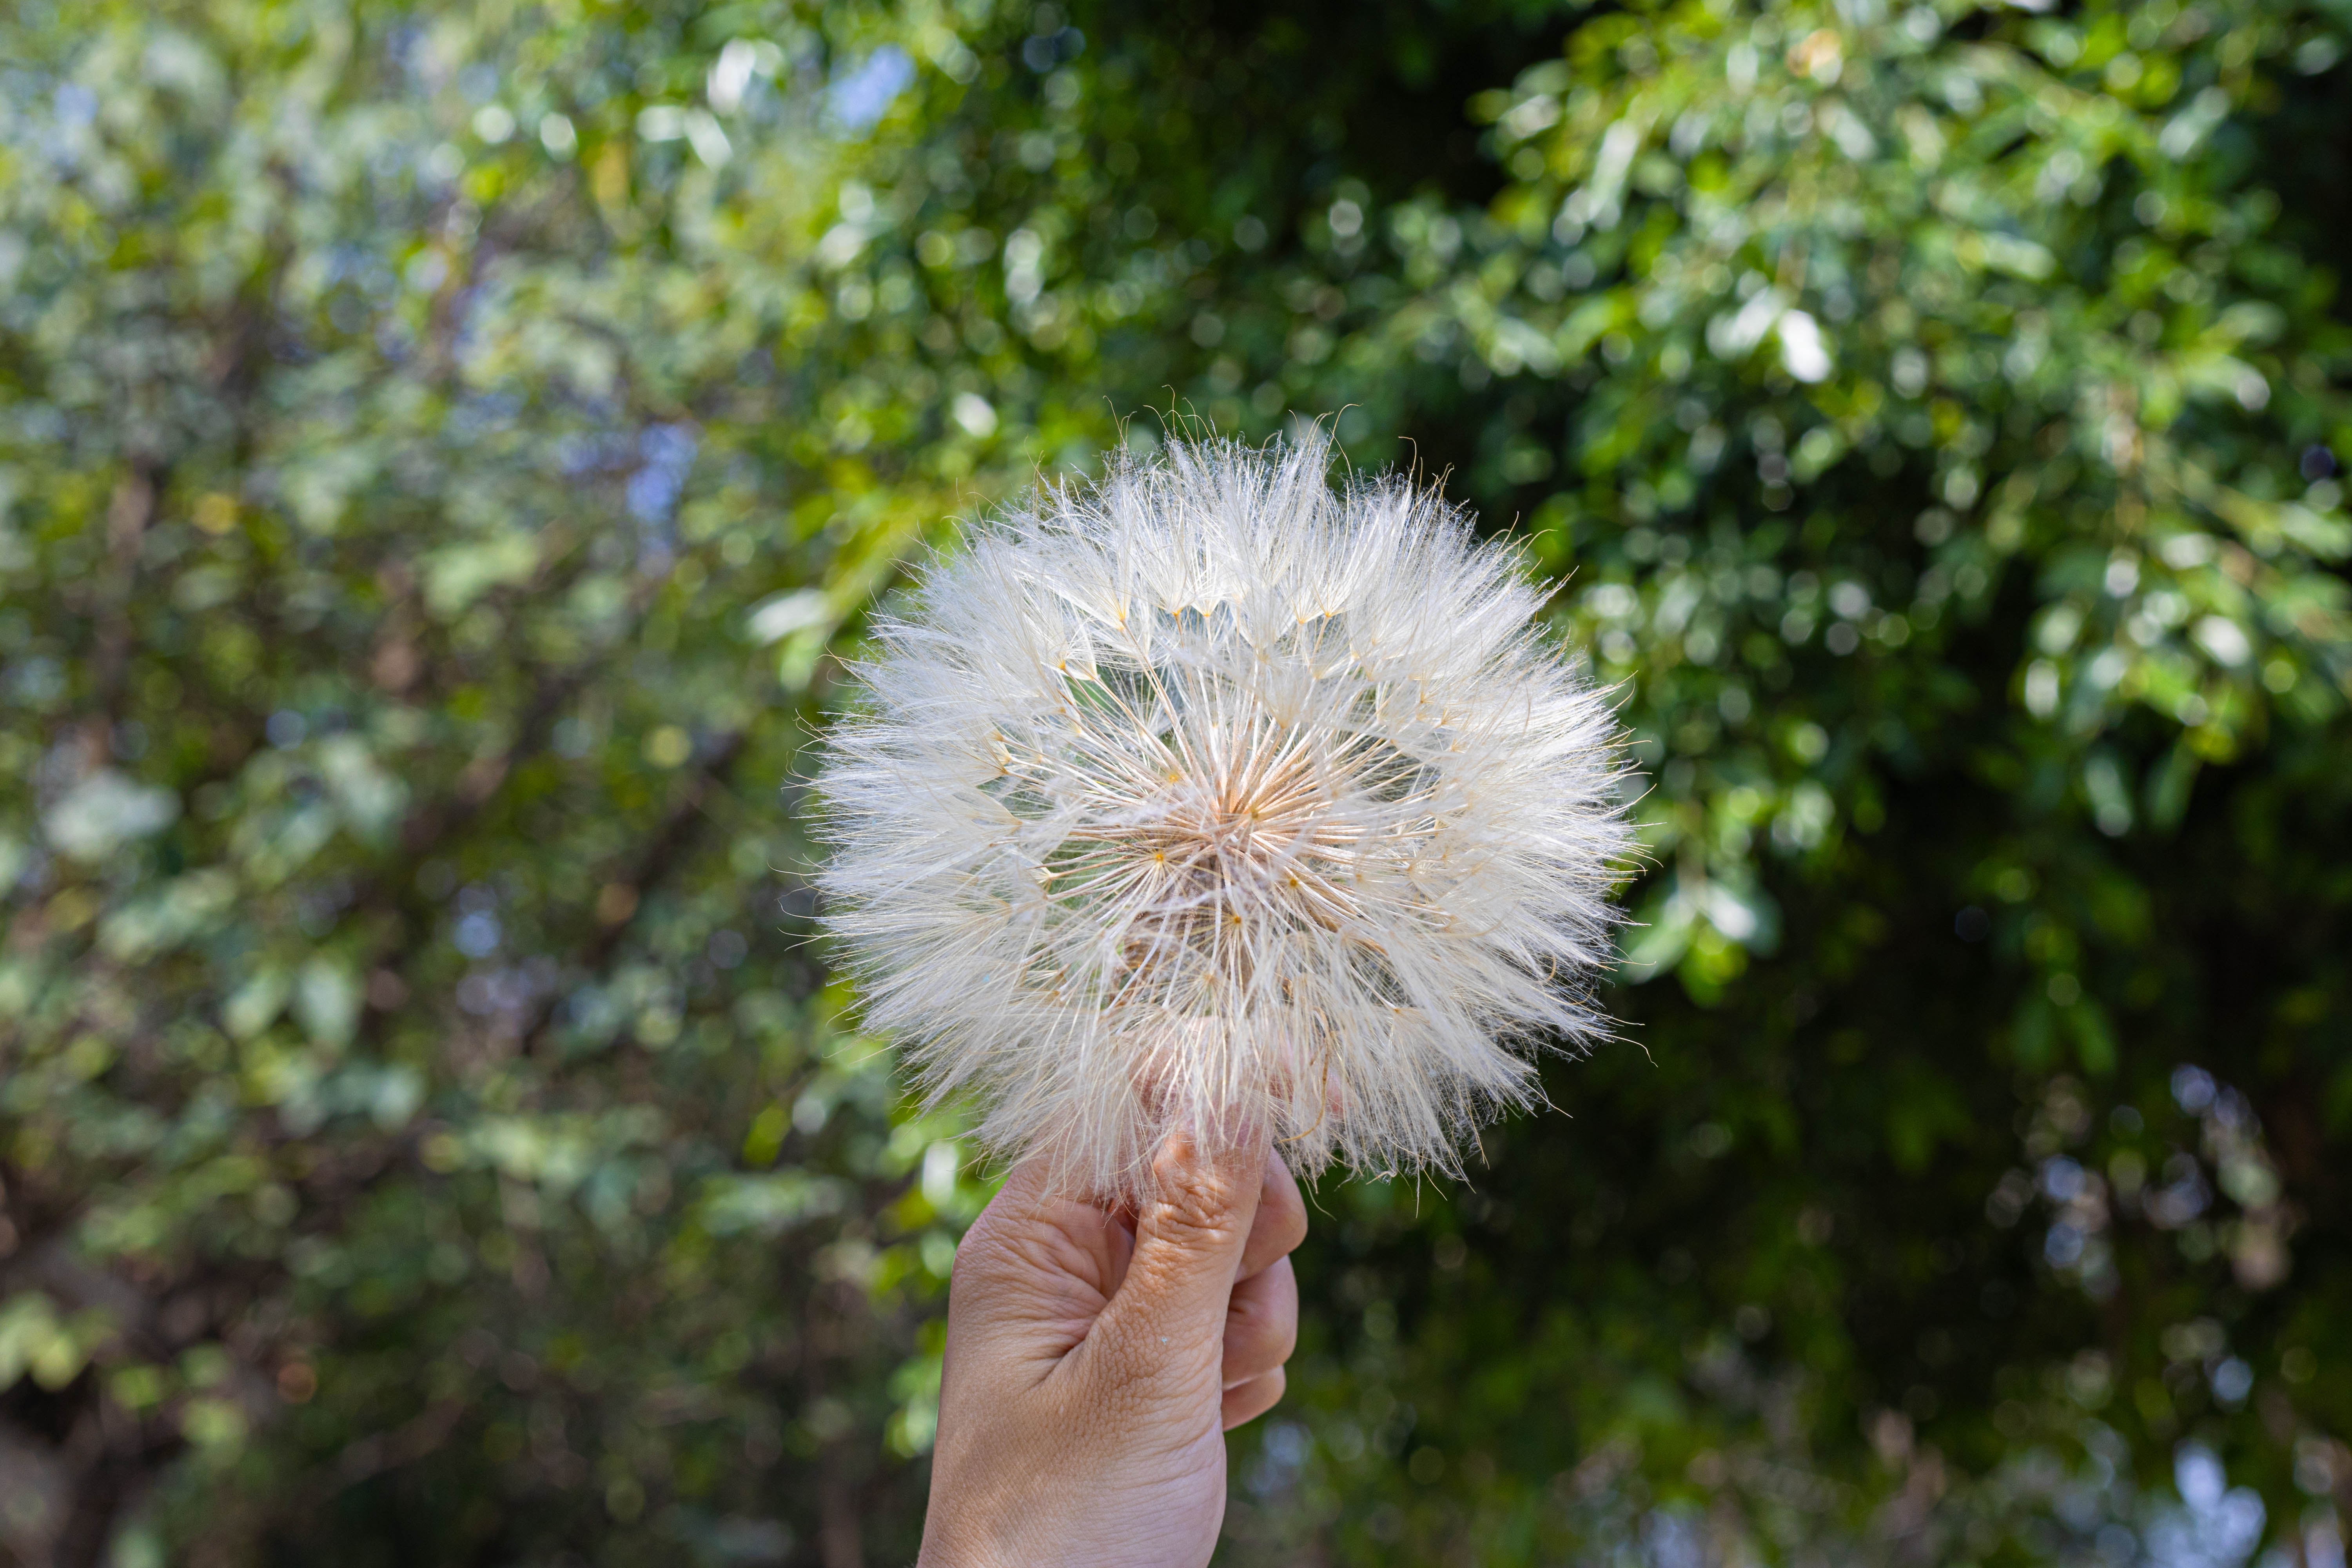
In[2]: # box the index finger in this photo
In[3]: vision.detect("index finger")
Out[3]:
[1236,1149,1308,1282]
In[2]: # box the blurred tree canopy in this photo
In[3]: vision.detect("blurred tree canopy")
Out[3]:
[2,0,2349,1563]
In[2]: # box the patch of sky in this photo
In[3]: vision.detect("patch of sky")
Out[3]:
[53,82,97,127]
[829,45,913,131]
[628,423,699,524]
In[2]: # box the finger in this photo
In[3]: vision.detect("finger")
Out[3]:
[1221,1368,1286,1430]
[1236,1149,1308,1283]
[1221,1254,1297,1388]
[952,1157,1134,1355]
[1095,1132,1267,1361]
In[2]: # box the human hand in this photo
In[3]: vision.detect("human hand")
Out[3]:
[916,1136,1308,1568]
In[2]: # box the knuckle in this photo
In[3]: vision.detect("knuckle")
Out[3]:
[1229,1296,1298,1365]
[1265,1303,1299,1361]
[1269,1186,1309,1252]
[1146,1149,1252,1243]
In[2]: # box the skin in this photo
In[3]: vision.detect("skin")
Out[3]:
[917,1136,1310,1568]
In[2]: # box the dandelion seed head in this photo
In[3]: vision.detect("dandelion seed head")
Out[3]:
[815,432,1630,1200]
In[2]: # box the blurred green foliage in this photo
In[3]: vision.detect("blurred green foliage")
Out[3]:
[2,0,2349,1564]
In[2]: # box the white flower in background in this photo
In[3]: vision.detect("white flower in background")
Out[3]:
[815,432,1630,1200]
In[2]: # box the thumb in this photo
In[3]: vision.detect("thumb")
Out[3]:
[1094,1133,1266,1375]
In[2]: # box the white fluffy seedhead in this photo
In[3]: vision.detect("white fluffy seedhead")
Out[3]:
[815,432,1630,1201]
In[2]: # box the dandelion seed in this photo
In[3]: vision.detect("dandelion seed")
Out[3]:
[814,431,1630,1200]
